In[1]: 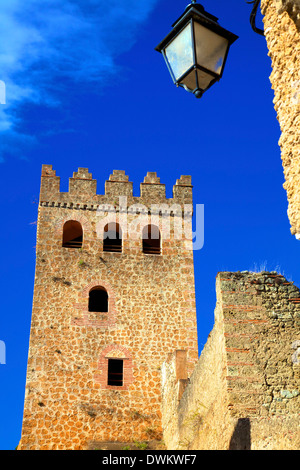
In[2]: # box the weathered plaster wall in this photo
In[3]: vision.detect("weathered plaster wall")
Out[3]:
[261,0,300,236]
[162,271,300,450]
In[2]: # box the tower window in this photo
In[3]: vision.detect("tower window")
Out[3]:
[142,225,161,255]
[103,223,122,253]
[107,359,123,386]
[88,287,108,312]
[63,220,83,248]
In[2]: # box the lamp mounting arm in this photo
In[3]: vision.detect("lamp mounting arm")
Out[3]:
[190,0,264,36]
[246,0,264,36]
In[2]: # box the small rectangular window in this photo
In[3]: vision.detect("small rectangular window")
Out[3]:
[103,223,122,253]
[107,359,123,386]
[142,225,161,255]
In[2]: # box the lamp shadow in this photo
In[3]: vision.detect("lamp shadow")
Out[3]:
[229,418,251,450]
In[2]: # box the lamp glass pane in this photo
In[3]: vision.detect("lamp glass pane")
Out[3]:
[194,22,229,75]
[164,23,194,81]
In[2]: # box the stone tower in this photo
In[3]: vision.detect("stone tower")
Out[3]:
[19,165,199,450]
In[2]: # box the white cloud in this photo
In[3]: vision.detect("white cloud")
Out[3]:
[0,0,158,159]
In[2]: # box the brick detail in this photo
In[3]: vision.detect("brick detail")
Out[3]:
[54,214,92,241]
[219,272,300,419]
[72,280,117,328]
[94,344,134,390]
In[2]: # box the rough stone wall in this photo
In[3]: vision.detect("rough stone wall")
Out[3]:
[19,166,198,450]
[161,271,300,450]
[261,0,300,236]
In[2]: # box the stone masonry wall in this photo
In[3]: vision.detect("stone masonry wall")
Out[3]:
[161,271,300,450]
[18,166,198,450]
[261,0,300,236]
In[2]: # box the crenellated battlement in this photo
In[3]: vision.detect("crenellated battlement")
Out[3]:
[39,165,193,208]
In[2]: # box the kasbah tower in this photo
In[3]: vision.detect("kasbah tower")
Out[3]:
[18,165,198,450]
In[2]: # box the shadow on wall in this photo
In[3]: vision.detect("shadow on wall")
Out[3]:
[229,418,251,450]
[277,1,300,30]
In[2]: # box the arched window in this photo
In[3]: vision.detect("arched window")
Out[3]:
[62,220,83,248]
[103,223,122,253]
[142,224,161,255]
[88,287,108,312]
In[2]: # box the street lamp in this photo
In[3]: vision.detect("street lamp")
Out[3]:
[155,1,238,98]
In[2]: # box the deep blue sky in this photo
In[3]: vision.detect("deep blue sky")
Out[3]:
[0,0,299,450]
